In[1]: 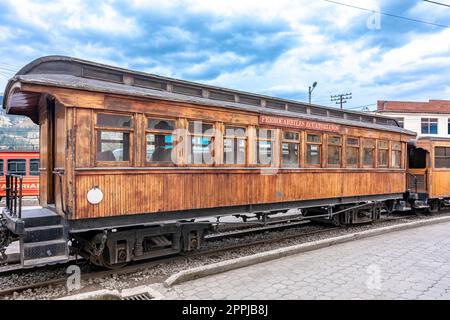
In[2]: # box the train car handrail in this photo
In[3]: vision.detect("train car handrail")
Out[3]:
[406,171,426,193]
[5,174,23,219]
[52,169,69,216]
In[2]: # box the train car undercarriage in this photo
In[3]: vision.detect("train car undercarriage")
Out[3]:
[2,191,448,268]
[65,194,438,268]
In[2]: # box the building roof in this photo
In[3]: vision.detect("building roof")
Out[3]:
[377,100,450,114]
[2,56,414,135]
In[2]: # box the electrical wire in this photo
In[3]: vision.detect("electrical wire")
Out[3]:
[423,0,450,8]
[323,0,450,29]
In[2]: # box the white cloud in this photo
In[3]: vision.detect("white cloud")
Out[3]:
[207,23,450,107]
[1,0,450,108]
[4,0,140,36]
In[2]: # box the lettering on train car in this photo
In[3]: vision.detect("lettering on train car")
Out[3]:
[259,115,340,132]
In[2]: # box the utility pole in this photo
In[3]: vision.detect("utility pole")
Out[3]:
[331,93,352,109]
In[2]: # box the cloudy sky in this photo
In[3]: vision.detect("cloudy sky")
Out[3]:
[0,0,449,111]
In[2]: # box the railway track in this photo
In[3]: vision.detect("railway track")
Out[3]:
[0,212,434,298]
[0,222,337,297]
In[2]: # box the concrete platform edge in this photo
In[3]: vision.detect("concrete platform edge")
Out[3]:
[164,215,450,287]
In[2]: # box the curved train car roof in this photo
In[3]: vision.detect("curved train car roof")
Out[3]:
[3,55,415,136]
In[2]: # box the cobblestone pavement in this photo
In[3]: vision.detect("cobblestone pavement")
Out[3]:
[159,222,450,300]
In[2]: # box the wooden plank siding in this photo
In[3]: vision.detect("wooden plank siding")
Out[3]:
[20,85,415,220]
[74,170,406,219]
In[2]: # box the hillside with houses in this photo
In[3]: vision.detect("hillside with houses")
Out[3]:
[0,95,39,151]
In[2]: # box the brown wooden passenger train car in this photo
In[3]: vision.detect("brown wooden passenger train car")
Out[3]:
[1,56,416,267]
[407,137,450,210]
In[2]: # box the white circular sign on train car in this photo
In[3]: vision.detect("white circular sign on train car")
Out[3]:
[87,187,103,204]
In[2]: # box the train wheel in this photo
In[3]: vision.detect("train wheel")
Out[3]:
[87,233,127,269]
[97,246,127,270]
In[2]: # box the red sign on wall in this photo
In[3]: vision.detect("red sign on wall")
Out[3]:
[259,115,340,132]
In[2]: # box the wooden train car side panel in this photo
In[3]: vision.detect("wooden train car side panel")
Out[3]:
[414,138,450,199]
[73,170,406,219]
[430,171,450,198]
[38,90,412,219]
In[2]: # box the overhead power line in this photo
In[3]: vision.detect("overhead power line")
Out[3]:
[331,93,352,109]
[423,0,450,8]
[345,103,377,110]
[323,0,450,29]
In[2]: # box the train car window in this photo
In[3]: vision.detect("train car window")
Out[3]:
[377,140,389,167]
[97,114,132,128]
[256,129,274,165]
[435,147,450,168]
[0,159,3,176]
[96,113,132,162]
[282,131,300,167]
[346,137,359,167]
[7,159,26,175]
[224,126,246,165]
[391,142,402,168]
[188,121,215,164]
[421,118,438,134]
[306,134,322,165]
[327,136,342,166]
[29,159,40,176]
[363,139,375,167]
[146,118,176,163]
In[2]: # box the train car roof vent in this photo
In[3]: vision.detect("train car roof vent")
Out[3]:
[209,90,235,102]
[266,100,286,110]
[329,110,344,118]
[238,95,261,106]
[288,104,307,114]
[310,107,328,116]
[172,84,203,97]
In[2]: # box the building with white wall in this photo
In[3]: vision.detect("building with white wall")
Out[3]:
[377,100,450,138]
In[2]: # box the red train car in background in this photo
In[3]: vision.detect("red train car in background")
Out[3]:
[0,151,39,200]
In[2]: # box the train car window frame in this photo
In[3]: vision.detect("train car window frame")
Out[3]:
[306,133,322,167]
[391,142,402,168]
[95,112,134,166]
[7,159,27,175]
[0,159,3,176]
[187,120,215,165]
[256,128,275,166]
[362,139,375,168]
[29,159,40,176]
[145,117,176,165]
[327,135,342,167]
[377,140,389,168]
[281,131,300,168]
[223,125,247,166]
[434,147,450,169]
[346,137,359,168]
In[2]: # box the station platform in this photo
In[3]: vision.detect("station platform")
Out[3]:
[161,221,450,300]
